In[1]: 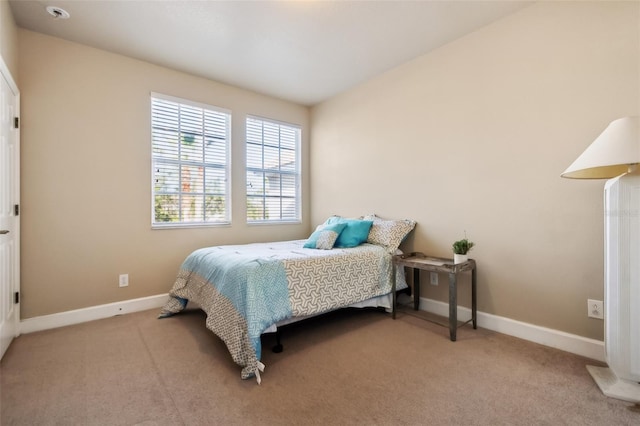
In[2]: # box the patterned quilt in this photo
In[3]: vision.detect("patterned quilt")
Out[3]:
[159,240,396,382]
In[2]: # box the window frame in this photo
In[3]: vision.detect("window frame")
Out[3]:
[245,115,302,224]
[150,92,232,229]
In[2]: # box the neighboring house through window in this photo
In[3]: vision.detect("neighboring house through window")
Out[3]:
[246,116,301,223]
[151,93,231,227]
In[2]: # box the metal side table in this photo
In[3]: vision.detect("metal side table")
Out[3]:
[392,252,477,341]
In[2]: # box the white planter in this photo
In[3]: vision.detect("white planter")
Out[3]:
[453,253,468,264]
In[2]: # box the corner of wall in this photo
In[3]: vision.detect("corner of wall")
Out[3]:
[0,0,19,82]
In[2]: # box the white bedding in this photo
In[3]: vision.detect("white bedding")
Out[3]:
[160,239,407,380]
[264,248,408,333]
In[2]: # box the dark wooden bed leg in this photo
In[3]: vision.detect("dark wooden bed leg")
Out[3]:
[272,329,283,353]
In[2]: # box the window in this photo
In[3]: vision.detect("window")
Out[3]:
[151,93,231,227]
[246,116,301,223]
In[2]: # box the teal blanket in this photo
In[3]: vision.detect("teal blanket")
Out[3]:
[186,247,292,358]
[160,245,292,381]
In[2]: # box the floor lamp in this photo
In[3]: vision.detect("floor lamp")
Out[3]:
[561,116,640,403]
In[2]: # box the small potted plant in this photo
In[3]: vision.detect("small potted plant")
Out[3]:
[452,237,474,264]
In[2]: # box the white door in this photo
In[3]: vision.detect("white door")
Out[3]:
[0,57,19,360]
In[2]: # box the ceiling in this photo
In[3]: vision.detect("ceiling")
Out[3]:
[9,0,533,106]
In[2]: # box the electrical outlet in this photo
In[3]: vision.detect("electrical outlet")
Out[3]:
[430,272,438,286]
[119,274,129,288]
[587,299,603,319]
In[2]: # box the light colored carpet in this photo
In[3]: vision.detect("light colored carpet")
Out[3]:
[1,306,638,425]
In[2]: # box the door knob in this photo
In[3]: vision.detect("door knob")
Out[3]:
[0,230,9,234]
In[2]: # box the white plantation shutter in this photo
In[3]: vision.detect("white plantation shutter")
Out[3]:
[246,116,301,222]
[151,93,231,227]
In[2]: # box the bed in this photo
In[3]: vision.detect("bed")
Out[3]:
[159,214,416,383]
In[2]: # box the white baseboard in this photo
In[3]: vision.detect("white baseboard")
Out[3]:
[20,294,169,335]
[418,297,605,363]
[18,293,605,363]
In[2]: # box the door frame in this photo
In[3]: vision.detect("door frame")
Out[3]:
[0,53,20,359]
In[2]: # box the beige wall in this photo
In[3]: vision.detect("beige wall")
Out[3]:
[19,30,310,318]
[0,0,18,79]
[310,1,640,340]
[13,1,640,341]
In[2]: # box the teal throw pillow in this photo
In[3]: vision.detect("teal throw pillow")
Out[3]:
[303,222,347,250]
[325,217,373,248]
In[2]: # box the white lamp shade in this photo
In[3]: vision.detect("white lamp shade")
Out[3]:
[561,116,640,179]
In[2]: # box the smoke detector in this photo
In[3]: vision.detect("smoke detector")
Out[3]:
[46,6,70,19]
